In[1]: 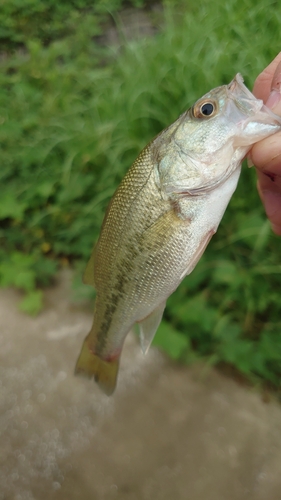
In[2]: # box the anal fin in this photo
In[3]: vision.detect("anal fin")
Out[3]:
[137,301,166,355]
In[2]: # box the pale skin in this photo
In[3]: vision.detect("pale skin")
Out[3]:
[250,53,281,235]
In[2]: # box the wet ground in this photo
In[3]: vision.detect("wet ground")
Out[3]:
[1,271,281,500]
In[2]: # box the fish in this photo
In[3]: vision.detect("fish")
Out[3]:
[75,74,281,395]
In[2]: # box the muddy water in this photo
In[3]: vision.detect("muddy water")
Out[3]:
[1,272,281,500]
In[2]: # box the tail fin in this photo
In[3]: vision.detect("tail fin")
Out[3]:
[75,337,120,396]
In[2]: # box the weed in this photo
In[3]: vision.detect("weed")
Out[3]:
[1,0,281,386]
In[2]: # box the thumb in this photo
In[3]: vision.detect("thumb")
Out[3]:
[265,60,281,112]
[253,61,281,235]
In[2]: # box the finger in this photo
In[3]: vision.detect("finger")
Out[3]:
[252,57,281,235]
[251,60,281,171]
[256,175,281,235]
[253,52,281,102]
[256,168,281,192]
[250,131,281,173]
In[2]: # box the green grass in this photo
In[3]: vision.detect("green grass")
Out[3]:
[0,0,147,50]
[1,0,281,389]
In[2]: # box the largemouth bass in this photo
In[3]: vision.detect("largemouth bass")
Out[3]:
[75,74,281,395]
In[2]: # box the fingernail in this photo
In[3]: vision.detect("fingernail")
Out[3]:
[271,60,281,92]
[266,61,281,109]
[262,189,281,218]
[247,156,254,168]
[266,90,281,109]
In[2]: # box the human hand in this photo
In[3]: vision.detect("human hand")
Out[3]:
[250,53,281,235]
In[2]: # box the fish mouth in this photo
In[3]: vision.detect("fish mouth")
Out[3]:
[227,73,254,99]
[227,73,264,116]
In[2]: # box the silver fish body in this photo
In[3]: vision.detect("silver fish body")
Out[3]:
[75,74,281,395]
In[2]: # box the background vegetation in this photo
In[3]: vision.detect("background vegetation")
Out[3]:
[1,0,281,390]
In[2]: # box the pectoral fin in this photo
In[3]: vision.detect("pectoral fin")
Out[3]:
[137,301,166,355]
[180,228,216,279]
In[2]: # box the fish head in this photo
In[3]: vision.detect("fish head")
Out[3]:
[156,74,281,195]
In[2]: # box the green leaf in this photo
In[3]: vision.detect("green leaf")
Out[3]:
[0,252,35,291]
[153,320,190,360]
[0,192,26,220]
[19,290,43,316]
[212,260,240,286]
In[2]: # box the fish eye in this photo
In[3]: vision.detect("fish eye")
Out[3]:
[192,100,217,119]
[200,102,214,116]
